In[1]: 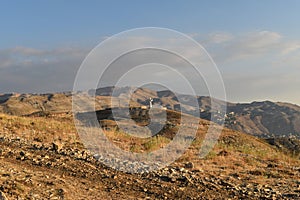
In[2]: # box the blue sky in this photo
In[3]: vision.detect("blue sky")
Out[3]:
[1,1,300,104]
[2,0,300,47]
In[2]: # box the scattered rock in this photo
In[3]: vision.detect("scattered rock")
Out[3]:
[267,163,278,168]
[51,142,63,152]
[217,150,230,156]
[0,191,8,200]
[184,162,194,169]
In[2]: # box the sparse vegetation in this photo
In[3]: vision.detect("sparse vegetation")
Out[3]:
[0,101,300,199]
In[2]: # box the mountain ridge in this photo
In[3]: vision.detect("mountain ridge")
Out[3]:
[1,86,300,138]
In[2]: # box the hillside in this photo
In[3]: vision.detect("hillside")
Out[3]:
[227,101,300,138]
[0,112,300,199]
[1,87,300,139]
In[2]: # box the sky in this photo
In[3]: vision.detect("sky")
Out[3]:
[0,0,300,105]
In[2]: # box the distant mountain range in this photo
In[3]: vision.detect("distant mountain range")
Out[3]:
[1,86,300,138]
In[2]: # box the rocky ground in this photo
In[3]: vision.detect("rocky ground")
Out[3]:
[0,113,300,199]
[1,134,300,200]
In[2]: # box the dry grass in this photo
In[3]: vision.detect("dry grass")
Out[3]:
[0,113,79,147]
[102,128,171,153]
[1,112,299,169]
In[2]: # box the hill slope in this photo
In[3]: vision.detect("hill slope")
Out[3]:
[0,112,300,199]
[1,87,300,139]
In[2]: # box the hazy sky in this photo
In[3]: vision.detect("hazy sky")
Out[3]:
[1,0,300,105]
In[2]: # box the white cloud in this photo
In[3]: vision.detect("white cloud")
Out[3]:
[1,30,300,105]
[0,51,12,69]
[11,46,45,56]
[281,42,300,55]
[207,32,233,44]
[243,31,281,48]
[207,31,282,62]
[195,30,300,104]
[0,46,89,93]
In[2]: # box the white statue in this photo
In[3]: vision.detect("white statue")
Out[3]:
[149,98,153,108]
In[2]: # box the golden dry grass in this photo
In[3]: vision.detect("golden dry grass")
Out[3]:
[1,112,299,169]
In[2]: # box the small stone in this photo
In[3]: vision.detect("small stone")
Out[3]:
[51,142,63,152]
[184,162,194,169]
[112,175,117,179]
[218,150,229,156]
[0,191,8,200]
[264,188,270,192]
[267,163,277,168]
[19,151,25,156]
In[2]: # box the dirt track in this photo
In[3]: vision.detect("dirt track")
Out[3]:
[1,133,300,200]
